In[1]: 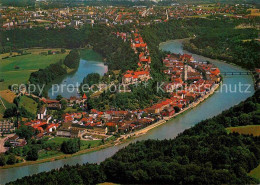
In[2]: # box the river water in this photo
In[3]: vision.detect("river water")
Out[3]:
[0,40,255,184]
[47,50,108,99]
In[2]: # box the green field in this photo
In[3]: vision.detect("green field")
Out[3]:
[18,96,38,116]
[38,150,63,160]
[226,125,260,136]
[46,137,102,149]
[0,96,14,119]
[249,164,260,181]
[0,49,69,91]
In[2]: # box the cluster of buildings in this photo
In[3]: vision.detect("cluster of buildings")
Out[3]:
[1,4,254,30]
[142,53,221,116]
[6,52,220,144]
[17,106,159,140]
[117,29,151,85]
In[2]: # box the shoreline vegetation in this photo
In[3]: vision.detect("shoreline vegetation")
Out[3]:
[28,49,80,97]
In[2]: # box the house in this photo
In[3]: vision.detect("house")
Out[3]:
[0,121,15,133]
[106,122,118,133]
[41,98,61,110]
[37,107,47,120]
[69,94,87,105]
[8,134,19,145]
[161,107,175,117]
[70,128,81,138]
[46,123,59,133]
[56,130,71,137]
[7,135,27,147]
[122,70,150,84]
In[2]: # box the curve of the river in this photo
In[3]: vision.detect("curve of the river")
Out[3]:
[47,51,108,99]
[0,39,255,184]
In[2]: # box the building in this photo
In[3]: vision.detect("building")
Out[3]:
[0,121,15,133]
[37,107,47,120]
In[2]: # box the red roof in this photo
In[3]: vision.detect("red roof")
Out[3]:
[82,93,87,99]
[106,122,117,127]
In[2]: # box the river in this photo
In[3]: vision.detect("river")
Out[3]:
[0,40,255,184]
[47,50,108,99]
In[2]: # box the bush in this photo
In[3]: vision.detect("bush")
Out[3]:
[0,154,6,166]
[61,138,81,154]
[6,154,16,165]
[64,49,80,69]
[26,147,39,161]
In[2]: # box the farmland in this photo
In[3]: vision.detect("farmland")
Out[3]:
[18,96,38,116]
[0,48,69,91]
[249,164,260,181]
[226,125,260,136]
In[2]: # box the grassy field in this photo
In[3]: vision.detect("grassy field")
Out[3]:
[36,137,102,159]
[249,164,260,181]
[226,125,260,136]
[0,90,16,103]
[18,96,38,115]
[248,9,260,17]
[46,137,102,149]
[64,107,78,113]
[38,150,63,160]
[0,48,69,91]
[0,95,15,119]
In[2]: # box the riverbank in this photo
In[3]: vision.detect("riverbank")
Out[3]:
[0,83,220,170]
[47,49,107,99]
[124,83,220,138]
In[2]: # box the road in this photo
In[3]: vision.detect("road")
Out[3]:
[0,134,15,153]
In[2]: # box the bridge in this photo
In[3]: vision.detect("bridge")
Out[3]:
[221,71,251,76]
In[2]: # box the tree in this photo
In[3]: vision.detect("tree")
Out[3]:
[61,138,81,154]
[3,107,17,118]
[61,99,67,110]
[174,106,181,113]
[0,154,6,166]
[26,147,39,161]
[61,48,66,53]
[64,49,80,69]
[15,124,34,141]
[6,154,16,165]
[56,95,63,101]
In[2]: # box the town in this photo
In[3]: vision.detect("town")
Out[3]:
[1,3,257,30]
[0,0,259,177]
[0,28,221,165]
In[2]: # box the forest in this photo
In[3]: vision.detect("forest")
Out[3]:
[140,17,260,70]
[2,17,259,71]
[63,49,80,69]
[29,62,67,86]
[7,90,260,185]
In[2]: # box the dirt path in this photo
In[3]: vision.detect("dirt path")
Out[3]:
[0,96,6,110]
[0,134,15,153]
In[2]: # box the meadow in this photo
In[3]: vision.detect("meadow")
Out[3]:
[226,125,260,136]
[46,136,102,149]
[0,48,69,91]
[0,49,69,117]
[249,164,260,181]
[18,96,38,116]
